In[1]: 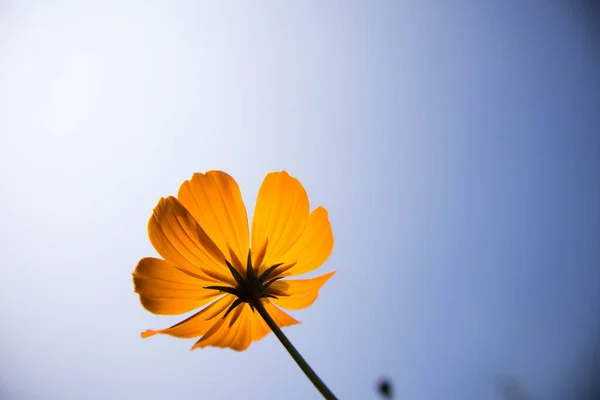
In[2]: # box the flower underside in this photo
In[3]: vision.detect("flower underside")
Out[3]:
[205,251,285,319]
[134,170,336,352]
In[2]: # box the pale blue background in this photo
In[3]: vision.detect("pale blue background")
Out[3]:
[1,1,599,399]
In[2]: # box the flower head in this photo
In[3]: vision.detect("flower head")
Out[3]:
[133,171,335,351]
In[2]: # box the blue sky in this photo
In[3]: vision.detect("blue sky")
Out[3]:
[1,1,599,399]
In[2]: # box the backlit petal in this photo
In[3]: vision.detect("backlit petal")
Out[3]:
[229,305,253,351]
[269,271,336,310]
[178,171,249,271]
[251,171,309,274]
[133,257,220,315]
[250,310,271,342]
[263,300,301,326]
[277,206,334,277]
[148,196,235,286]
[141,295,235,339]
[229,305,255,351]
[247,299,301,342]
[190,299,300,350]
[192,303,247,350]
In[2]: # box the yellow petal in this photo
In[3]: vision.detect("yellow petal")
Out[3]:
[250,307,271,341]
[229,305,256,351]
[190,300,299,350]
[230,305,253,351]
[192,303,247,350]
[269,271,336,310]
[247,299,301,342]
[178,171,250,271]
[141,295,235,339]
[251,171,309,274]
[277,206,334,277]
[263,299,301,326]
[148,196,235,286]
[133,257,220,315]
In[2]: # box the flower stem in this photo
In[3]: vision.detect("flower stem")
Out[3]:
[253,300,338,400]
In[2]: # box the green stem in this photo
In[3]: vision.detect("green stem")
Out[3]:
[253,300,338,400]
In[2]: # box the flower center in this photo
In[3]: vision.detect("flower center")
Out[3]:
[204,250,283,318]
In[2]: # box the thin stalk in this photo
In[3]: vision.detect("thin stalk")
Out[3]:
[253,299,338,400]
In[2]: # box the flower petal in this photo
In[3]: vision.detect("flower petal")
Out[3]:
[247,300,301,342]
[262,300,301,327]
[250,310,272,342]
[141,295,235,339]
[148,196,235,286]
[251,171,309,274]
[191,303,248,351]
[133,257,220,315]
[229,305,253,351]
[178,171,250,271]
[277,206,334,277]
[190,299,300,350]
[269,271,336,310]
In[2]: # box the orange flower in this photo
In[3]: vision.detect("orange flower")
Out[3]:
[133,171,335,351]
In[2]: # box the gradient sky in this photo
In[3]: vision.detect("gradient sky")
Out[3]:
[1,1,599,399]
